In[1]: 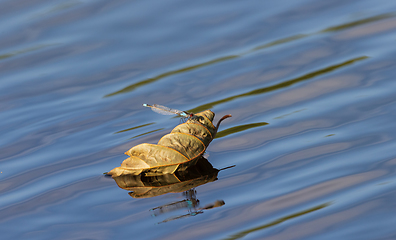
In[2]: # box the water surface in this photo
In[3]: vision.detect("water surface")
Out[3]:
[2,0,396,239]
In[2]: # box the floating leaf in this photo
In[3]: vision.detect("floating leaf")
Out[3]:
[107,110,231,177]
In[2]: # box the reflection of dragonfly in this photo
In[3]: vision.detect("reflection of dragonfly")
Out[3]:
[143,104,194,119]
[150,189,199,216]
[150,198,199,215]
[156,200,225,224]
[150,189,226,224]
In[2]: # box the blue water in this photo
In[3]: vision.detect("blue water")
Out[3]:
[2,0,396,239]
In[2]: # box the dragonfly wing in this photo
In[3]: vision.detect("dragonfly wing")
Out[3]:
[150,107,177,115]
[150,104,184,116]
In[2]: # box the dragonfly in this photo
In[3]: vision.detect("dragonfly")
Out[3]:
[143,104,194,120]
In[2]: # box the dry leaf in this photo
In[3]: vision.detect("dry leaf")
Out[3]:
[107,110,231,177]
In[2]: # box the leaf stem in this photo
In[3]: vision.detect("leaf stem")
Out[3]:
[215,114,232,133]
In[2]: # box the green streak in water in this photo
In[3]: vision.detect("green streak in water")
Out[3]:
[104,55,238,97]
[249,34,308,52]
[274,109,306,119]
[0,44,55,61]
[321,13,395,33]
[130,128,164,139]
[224,202,331,240]
[216,122,268,138]
[189,56,368,113]
[114,122,154,134]
[103,11,390,98]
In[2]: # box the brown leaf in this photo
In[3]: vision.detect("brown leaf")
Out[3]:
[107,110,231,177]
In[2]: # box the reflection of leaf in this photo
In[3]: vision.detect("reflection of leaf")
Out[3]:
[111,157,231,224]
[112,157,220,198]
[216,122,268,138]
[107,110,231,177]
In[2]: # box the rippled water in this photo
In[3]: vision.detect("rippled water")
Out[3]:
[2,0,396,239]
